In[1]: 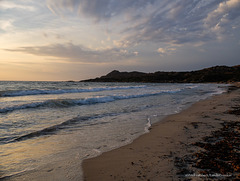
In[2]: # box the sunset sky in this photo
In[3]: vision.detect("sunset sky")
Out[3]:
[0,0,240,81]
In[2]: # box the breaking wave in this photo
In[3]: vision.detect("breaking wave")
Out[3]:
[0,89,181,114]
[0,85,146,97]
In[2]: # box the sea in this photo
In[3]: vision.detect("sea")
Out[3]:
[0,81,228,179]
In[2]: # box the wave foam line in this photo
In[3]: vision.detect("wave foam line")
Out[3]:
[0,85,146,97]
[144,117,152,133]
[0,102,45,113]
[7,113,113,143]
[0,89,181,114]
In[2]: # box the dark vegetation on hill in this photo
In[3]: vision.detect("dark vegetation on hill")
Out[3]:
[81,65,240,83]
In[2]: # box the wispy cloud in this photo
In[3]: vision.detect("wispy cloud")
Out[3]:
[0,19,14,31]
[46,0,156,21]
[157,47,176,56]
[4,0,239,63]
[5,43,137,63]
[46,0,240,48]
[204,0,240,33]
[0,1,36,11]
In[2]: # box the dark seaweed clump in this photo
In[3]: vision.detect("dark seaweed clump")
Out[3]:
[175,105,240,180]
[193,121,240,179]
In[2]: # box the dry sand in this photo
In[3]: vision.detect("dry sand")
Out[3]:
[83,85,240,181]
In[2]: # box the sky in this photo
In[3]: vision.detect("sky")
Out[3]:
[0,0,240,81]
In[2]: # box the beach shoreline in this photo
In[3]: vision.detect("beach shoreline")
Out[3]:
[82,84,240,181]
[3,84,239,181]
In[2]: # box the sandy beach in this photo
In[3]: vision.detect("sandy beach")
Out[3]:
[3,84,239,181]
[83,84,240,181]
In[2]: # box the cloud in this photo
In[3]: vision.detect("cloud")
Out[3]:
[4,43,137,63]
[46,0,240,48]
[2,0,239,65]
[0,20,14,31]
[117,0,224,46]
[0,1,36,11]
[204,0,240,33]
[157,47,176,55]
[47,0,156,21]
[157,48,166,54]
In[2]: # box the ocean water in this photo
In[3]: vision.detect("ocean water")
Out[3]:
[0,81,227,179]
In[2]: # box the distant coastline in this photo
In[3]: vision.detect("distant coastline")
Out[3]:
[81,65,240,83]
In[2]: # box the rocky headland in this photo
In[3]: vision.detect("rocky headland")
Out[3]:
[81,65,240,83]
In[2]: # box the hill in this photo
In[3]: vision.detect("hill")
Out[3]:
[81,65,240,83]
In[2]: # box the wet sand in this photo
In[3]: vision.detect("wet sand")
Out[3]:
[83,84,240,181]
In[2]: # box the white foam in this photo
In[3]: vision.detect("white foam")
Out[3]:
[1,85,147,97]
[92,149,101,154]
[0,102,45,113]
[144,117,152,133]
[0,89,182,113]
